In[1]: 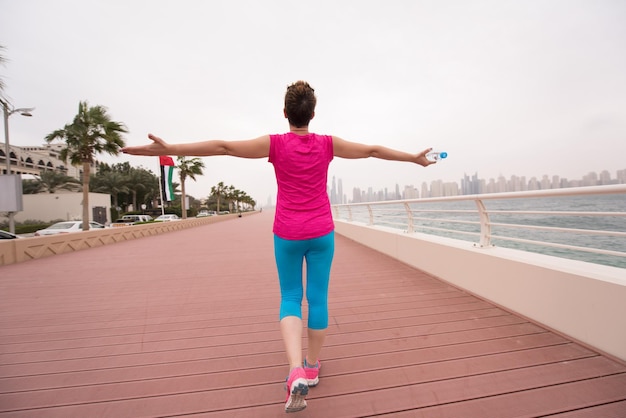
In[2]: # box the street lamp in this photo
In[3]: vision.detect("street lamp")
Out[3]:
[1,99,35,233]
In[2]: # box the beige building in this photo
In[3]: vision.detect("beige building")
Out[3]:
[0,192,112,225]
[1,142,98,179]
[1,142,111,225]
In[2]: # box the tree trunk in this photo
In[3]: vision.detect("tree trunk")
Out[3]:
[181,179,187,219]
[82,162,90,231]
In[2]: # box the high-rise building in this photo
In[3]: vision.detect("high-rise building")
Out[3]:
[599,170,612,185]
[403,185,419,199]
[461,172,480,195]
[330,176,338,204]
[337,178,343,204]
[582,172,598,187]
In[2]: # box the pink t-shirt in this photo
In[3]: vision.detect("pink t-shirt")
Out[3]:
[269,132,334,240]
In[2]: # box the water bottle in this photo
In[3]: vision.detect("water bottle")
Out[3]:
[426,151,448,162]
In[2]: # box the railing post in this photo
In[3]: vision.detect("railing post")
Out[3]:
[404,202,414,232]
[347,206,353,222]
[475,199,492,247]
[367,204,374,225]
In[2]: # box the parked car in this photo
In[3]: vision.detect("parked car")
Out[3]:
[111,214,153,227]
[0,230,21,239]
[196,210,212,218]
[154,214,180,222]
[34,221,106,236]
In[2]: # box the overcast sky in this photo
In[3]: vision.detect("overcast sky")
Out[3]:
[2,0,625,205]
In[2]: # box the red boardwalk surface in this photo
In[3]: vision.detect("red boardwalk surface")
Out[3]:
[1,212,625,417]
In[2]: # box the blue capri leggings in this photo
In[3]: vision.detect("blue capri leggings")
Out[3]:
[274,231,334,330]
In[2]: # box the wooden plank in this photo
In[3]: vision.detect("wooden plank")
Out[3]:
[298,365,626,418]
[547,400,626,418]
[0,310,523,365]
[0,333,568,393]
[1,213,624,418]
[379,375,626,418]
[0,343,607,413]
[0,301,497,353]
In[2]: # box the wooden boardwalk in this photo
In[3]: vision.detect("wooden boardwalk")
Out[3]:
[1,212,625,417]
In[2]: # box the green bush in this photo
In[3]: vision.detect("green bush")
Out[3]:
[110,208,120,223]
[15,224,51,234]
[1,219,59,235]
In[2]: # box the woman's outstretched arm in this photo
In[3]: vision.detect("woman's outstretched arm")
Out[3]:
[332,136,434,167]
[122,133,270,159]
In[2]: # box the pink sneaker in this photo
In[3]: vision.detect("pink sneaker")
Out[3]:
[285,367,308,413]
[303,359,321,387]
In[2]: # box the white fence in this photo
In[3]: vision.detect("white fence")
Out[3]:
[332,184,626,362]
[333,184,626,268]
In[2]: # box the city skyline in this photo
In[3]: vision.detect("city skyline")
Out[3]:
[331,168,626,204]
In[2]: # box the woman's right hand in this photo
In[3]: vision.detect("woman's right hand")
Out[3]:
[122,133,171,156]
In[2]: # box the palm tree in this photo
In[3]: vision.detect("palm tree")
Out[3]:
[22,171,81,194]
[35,171,82,193]
[125,167,152,211]
[141,174,162,210]
[45,101,127,230]
[230,188,243,213]
[246,195,257,211]
[177,156,205,219]
[21,179,42,195]
[225,185,235,212]
[91,170,129,211]
[238,191,256,211]
[0,45,6,92]
[210,181,228,213]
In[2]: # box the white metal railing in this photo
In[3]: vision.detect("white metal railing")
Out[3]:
[332,184,626,268]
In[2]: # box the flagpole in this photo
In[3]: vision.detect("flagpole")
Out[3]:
[158,157,165,217]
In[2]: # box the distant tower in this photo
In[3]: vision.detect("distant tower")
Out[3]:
[330,176,338,204]
[461,173,480,195]
[337,178,343,204]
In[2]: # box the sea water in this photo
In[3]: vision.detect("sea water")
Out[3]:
[343,194,626,269]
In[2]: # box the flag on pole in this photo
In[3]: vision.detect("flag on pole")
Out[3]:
[159,155,175,202]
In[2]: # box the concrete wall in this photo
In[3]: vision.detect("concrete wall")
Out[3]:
[0,193,112,224]
[335,220,626,363]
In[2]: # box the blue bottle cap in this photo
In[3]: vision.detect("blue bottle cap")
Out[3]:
[440,152,448,159]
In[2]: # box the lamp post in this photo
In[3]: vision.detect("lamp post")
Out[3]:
[1,99,34,233]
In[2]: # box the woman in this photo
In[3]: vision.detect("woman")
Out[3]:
[122,80,435,413]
